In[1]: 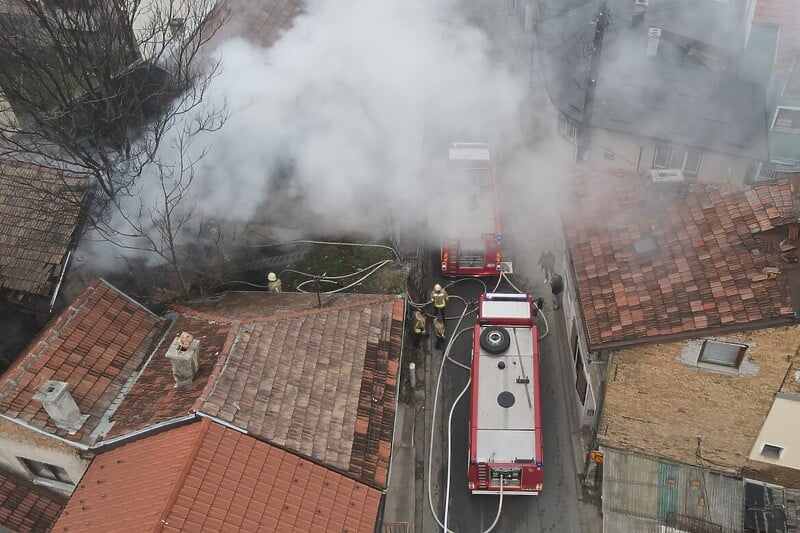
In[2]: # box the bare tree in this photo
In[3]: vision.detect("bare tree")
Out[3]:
[88,104,229,295]
[0,0,231,294]
[0,0,228,204]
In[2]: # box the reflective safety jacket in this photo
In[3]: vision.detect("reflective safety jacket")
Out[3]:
[268,280,282,293]
[413,311,427,334]
[430,288,448,308]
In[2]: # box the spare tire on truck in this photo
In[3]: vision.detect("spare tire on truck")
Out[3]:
[480,326,510,354]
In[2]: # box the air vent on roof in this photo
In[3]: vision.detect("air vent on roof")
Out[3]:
[165,332,200,387]
[33,381,89,434]
[650,169,685,184]
[634,238,657,256]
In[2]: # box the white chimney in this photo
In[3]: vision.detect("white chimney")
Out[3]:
[165,332,200,387]
[33,381,89,433]
[647,27,661,57]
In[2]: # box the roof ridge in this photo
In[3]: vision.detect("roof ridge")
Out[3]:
[97,278,161,319]
[0,279,103,402]
[173,294,396,325]
[191,323,241,413]
[154,418,210,532]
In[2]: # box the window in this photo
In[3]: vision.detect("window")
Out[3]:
[558,114,577,145]
[19,458,73,485]
[760,443,783,460]
[698,340,747,368]
[653,144,672,168]
[653,144,702,176]
[772,108,800,134]
[682,150,702,177]
[784,59,800,96]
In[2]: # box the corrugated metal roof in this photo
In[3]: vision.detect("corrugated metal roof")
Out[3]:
[602,448,743,533]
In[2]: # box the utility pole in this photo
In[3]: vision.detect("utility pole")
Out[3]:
[576,0,609,161]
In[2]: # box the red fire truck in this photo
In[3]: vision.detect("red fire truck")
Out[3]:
[440,143,503,277]
[467,292,544,494]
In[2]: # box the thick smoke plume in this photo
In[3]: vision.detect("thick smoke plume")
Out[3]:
[80,0,552,273]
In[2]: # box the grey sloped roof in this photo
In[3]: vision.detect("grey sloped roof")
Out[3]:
[537,0,768,161]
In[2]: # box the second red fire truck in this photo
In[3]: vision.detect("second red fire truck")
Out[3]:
[441,143,504,277]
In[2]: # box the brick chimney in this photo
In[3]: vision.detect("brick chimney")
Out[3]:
[33,381,89,434]
[647,27,661,57]
[165,332,200,387]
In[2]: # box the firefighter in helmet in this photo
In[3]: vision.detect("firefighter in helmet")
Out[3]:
[267,272,282,293]
[430,283,448,321]
[412,309,427,348]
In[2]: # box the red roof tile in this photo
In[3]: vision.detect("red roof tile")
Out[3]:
[0,280,164,444]
[0,468,66,532]
[0,160,87,301]
[211,0,304,49]
[564,169,795,348]
[55,419,382,532]
[184,292,404,489]
[104,314,235,439]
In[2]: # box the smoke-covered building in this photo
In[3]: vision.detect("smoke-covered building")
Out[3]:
[536,0,769,185]
[742,0,800,180]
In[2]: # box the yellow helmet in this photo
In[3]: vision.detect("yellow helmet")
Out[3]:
[433,283,442,291]
[268,272,277,282]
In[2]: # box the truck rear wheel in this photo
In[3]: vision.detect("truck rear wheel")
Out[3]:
[480,326,510,354]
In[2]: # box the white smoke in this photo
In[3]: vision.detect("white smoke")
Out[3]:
[79,0,558,272]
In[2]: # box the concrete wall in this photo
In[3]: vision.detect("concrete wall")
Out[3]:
[132,0,215,62]
[0,417,89,497]
[585,129,755,185]
[561,253,597,428]
[749,394,800,469]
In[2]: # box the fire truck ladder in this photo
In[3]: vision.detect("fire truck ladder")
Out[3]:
[511,329,532,408]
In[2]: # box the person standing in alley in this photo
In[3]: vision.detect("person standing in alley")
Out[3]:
[538,250,555,282]
[412,309,427,348]
[433,317,446,351]
[267,272,282,293]
[550,272,564,310]
[430,283,449,321]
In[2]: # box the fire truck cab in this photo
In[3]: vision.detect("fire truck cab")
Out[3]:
[468,292,544,495]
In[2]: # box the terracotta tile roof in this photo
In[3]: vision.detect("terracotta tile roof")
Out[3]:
[597,325,798,473]
[0,279,164,445]
[213,0,304,48]
[0,160,86,300]
[182,292,404,489]
[564,168,796,349]
[754,0,800,74]
[55,418,383,532]
[104,314,234,439]
[0,468,66,532]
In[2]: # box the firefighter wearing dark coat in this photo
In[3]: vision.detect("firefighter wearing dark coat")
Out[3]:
[550,273,564,310]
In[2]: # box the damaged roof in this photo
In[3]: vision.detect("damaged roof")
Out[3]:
[55,418,383,532]
[0,160,86,302]
[536,0,768,160]
[597,325,799,477]
[0,279,164,445]
[0,468,66,532]
[177,292,404,489]
[564,168,796,349]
